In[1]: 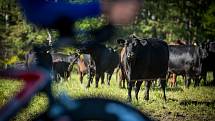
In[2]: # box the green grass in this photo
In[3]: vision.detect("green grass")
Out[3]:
[0,72,215,121]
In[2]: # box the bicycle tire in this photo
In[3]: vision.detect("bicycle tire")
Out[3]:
[34,97,151,121]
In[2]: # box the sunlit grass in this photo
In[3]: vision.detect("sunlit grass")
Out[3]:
[0,72,215,121]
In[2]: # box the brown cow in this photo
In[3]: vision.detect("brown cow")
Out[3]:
[77,54,95,87]
[116,66,126,88]
[118,47,127,88]
[168,73,177,87]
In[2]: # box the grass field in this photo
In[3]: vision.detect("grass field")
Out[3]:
[0,72,215,121]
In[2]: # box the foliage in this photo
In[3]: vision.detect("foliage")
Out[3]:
[0,0,215,67]
[202,3,215,37]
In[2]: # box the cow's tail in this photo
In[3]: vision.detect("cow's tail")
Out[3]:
[68,55,79,74]
[115,66,120,82]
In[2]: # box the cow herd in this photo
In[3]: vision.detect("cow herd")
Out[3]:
[23,35,215,102]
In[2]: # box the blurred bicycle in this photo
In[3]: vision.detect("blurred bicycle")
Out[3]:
[0,0,151,121]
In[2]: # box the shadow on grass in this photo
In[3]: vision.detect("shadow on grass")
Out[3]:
[150,87,184,92]
[166,87,184,92]
[179,99,215,106]
[168,98,215,107]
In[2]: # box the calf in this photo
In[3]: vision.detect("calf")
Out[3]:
[52,53,78,81]
[53,61,74,81]
[117,35,169,101]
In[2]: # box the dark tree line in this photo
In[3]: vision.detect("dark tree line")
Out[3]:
[0,0,215,68]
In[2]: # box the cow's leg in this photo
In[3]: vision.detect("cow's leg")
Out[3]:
[127,81,135,102]
[212,71,215,86]
[80,72,83,84]
[194,76,201,87]
[65,72,69,81]
[66,71,71,81]
[160,79,167,101]
[115,68,119,82]
[56,74,61,82]
[107,72,113,86]
[157,79,161,88]
[86,68,95,88]
[144,81,151,100]
[185,75,191,88]
[122,78,126,89]
[172,74,177,87]
[107,74,110,86]
[89,67,95,84]
[119,71,122,88]
[167,73,172,87]
[187,77,191,87]
[119,70,125,88]
[86,73,93,88]
[101,73,104,85]
[95,73,101,88]
[151,80,156,89]
[202,71,207,86]
[90,69,95,84]
[135,80,143,101]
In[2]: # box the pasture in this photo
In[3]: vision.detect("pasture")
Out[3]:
[0,72,215,121]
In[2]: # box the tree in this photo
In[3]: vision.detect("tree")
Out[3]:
[202,2,215,40]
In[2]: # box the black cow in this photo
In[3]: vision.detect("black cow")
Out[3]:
[25,44,53,72]
[117,36,169,101]
[201,41,215,85]
[25,44,54,99]
[78,44,119,88]
[168,45,207,87]
[52,53,78,81]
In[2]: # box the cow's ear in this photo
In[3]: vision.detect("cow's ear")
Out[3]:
[140,39,147,46]
[116,39,126,46]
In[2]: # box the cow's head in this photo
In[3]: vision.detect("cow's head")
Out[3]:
[208,41,215,53]
[32,43,51,54]
[201,41,215,53]
[117,35,147,62]
[77,47,90,54]
[198,44,208,59]
[76,43,98,55]
[198,41,215,59]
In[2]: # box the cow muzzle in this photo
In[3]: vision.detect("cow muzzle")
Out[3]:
[127,53,135,62]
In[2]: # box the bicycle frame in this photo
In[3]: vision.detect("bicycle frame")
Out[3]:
[0,68,151,121]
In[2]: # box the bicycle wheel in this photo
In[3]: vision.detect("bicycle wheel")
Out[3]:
[34,97,151,121]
